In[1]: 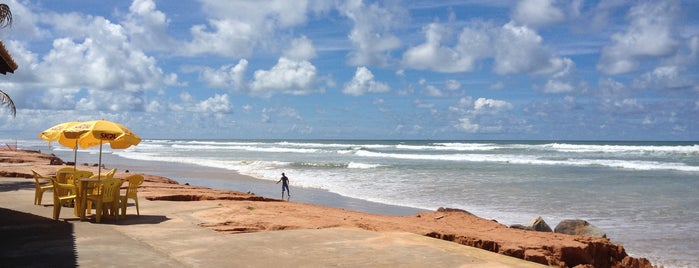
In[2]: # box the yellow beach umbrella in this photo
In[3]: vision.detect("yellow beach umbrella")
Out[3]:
[38,121,81,170]
[63,120,141,178]
[38,121,80,142]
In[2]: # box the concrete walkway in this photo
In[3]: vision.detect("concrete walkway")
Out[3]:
[0,177,547,267]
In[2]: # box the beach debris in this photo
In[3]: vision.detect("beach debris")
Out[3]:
[554,219,607,238]
[434,215,445,220]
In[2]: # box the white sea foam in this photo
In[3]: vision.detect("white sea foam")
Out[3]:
[347,162,383,169]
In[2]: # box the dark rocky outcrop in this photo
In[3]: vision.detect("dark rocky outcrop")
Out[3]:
[510,216,553,232]
[555,219,607,238]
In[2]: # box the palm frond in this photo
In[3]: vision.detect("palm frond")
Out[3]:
[0,89,16,117]
[0,4,12,29]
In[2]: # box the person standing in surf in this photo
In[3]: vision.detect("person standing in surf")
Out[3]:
[276,172,290,200]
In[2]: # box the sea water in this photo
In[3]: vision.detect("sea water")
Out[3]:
[9,139,698,267]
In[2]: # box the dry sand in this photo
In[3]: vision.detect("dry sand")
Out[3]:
[0,149,657,267]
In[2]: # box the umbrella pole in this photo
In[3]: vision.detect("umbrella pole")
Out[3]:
[98,141,103,179]
[73,140,78,172]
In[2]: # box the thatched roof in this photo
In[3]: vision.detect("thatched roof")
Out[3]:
[0,40,17,75]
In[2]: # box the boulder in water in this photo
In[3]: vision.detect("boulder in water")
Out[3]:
[554,219,607,238]
[509,216,552,232]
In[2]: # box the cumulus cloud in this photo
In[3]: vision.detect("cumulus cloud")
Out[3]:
[473,98,513,113]
[250,57,319,97]
[458,118,480,133]
[182,0,318,57]
[633,66,693,89]
[511,0,565,28]
[450,97,513,133]
[194,94,232,113]
[122,0,175,51]
[402,23,489,73]
[494,22,570,75]
[5,10,174,111]
[401,20,570,77]
[423,85,443,97]
[339,0,403,66]
[200,59,249,91]
[284,35,317,61]
[343,66,390,96]
[541,80,574,93]
[598,1,681,74]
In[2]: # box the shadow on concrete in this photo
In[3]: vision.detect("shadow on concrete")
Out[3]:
[0,179,34,193]
[0,207,77,268]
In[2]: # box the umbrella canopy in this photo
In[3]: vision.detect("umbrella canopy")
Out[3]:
[63,120,141,177]
[38,121,80,144]
[38,121,81,170]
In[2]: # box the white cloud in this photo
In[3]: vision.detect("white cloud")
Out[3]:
[250,57,319,97]
[194,94,232,113]
[4,0,47,39]
[473,97,513,113]
[284,35,317,60]
[343,66,390,96]
[542,80,574,93]
[512,0,565,28]
[200,59,249,91]
[183,0,316,57]
[402,23,488,73]
[5,11,172,111]
[423,85,443,97]
[278,107,303,120]
[122,0,175,51]
[339,0,403,66]
[458,118,480,133]
[445,80,461,91]
[402,20,571,76]
[598,0,681,74]
[184,19,258,57]
[633,66,693,89]
[494,22,570,75]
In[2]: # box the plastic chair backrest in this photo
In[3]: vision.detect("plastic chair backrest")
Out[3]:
[55,167,75,183]
[72,170,94,180]
[97,178,121,203]
[32,170,53,190]
[124,175,144,198]
[31,170,54,205]
[32,170,50,184]
[90,168,116,179]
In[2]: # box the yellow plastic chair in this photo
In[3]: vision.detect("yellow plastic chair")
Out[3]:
[70,170,95,220]
[49,177,77,220]
[54,167,76,196]
[31,170,53,205]
[89,168,116,179]
[55,167,75,183]
[71,170,94,179]
[85,177,122,223]
[119,174,144,217]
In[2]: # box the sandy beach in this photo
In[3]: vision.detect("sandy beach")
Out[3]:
[0,149,657,267]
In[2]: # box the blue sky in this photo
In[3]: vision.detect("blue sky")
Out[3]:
[1,0,698,140]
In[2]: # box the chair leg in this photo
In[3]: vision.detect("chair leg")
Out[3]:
[94,202,102,223]
[120,198,127,217]
[53,200,61,220]
[133,197,140,215]
[110,201,119,221]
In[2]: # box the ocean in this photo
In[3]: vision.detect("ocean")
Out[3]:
[8,139,699,267]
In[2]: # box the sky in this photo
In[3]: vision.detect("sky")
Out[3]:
[0,0,698,141]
